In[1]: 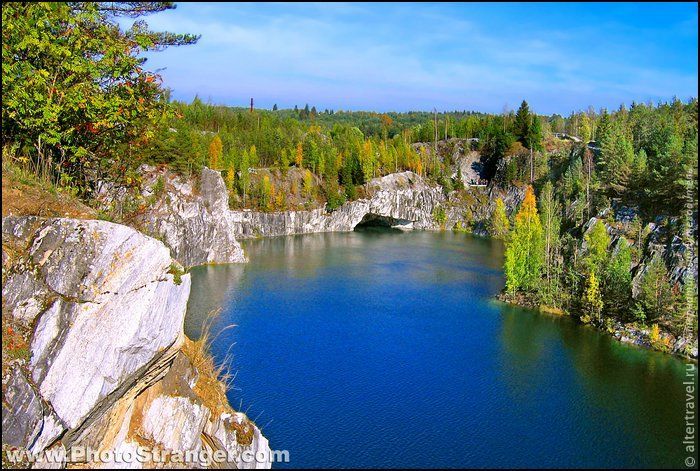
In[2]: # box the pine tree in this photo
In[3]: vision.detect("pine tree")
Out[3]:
[514,100,532,144]
[600,124,634,196]
[604,240,632,319]
[526,115,544,152]
[637,256,675,322]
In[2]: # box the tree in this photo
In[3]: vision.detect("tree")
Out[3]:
[526,116,544,181]
[636,256,676,322]
[2,2,199,190]
[583,147,595,218]
[295,142,304,168]
[480,122,514,181]
[504,186,544,294]
[490,198,510,239]
[208,135,222,169]
[604,240,632,319]
[302,169,314,199]
[600,124,634,196]
[360,140,376,182]
[526,115,544,152]
[259,174,272,210]
[513,100,531,144]
[225,159,235,191]
[580,113,593,143]
[645,126,695,215]
[539,182,561,290]
[581,270,604,323]
[584,220,610,275]
[272,104,278,111]
[239,149,251,203]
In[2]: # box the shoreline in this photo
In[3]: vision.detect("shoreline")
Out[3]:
[495,292,698,362]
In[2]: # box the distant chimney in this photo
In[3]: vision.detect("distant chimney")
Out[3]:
[250,98,254,112]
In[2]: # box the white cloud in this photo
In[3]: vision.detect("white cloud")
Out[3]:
[131,3,697,113]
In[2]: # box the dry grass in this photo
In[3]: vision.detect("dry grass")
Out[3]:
[2,150,95,219]
[539,305,566,316]
[1,314,31,379]
[181,311,255,446]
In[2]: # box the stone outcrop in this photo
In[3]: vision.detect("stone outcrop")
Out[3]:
[227,170,526,240]
[442,184,525,236]
[230,171,447,238]
[1,216,270,468]
[97,165,247,268]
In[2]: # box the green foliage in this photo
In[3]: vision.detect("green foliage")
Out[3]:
[302,169,315,199]
[2,2,198,191]
[604,241,633,319]
[600,123,634,196]
[504,186,544,294]
[433,205,447,228]
[526,115,544,152]
[539,181,562,304]
[584,220,610,274]
[153,174,166,194]
[323,179,346,212]
[258,174,273,211]
[168,262,185,285]
[489,198,510,239]
[514,100,532,144]
[238,150,251,202]
[636,256,676,322]
[581,271,603,324]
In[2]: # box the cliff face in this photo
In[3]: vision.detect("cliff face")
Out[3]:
[99,166,519,261]
[98,165,247,268]
[1,216,270,468]
[230,171,448,238]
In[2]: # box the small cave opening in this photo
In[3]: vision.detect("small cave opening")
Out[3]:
[353,213,409,233]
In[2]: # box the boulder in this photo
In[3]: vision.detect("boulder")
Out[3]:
[2,216,191,448]
[135,166,247,267]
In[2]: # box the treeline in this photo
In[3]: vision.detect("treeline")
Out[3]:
[497,97,698,347]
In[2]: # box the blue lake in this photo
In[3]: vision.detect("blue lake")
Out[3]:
[185,231,697,468]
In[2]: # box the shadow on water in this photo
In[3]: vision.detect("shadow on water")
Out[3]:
[353,213,407,233]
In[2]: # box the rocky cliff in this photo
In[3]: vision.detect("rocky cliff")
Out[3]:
[229,171,447,238]
[99,166,520,259]
[1,216,270,468]
[228,171,526,239]
[98,165,247,268]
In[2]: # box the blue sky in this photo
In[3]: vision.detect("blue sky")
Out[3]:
[130,2,698,115]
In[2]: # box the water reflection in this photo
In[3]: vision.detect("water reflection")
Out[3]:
[185,263,245,339]
[185,231,696,468]
[497,302,697,467]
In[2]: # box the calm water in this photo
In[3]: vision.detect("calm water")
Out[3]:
[185,231,697,468]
